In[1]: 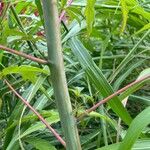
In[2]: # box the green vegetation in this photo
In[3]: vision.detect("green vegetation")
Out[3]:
[0,0,150,150]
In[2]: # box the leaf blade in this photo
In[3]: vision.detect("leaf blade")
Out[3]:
[69,37,132,125]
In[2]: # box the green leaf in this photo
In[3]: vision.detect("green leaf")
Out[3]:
[118,106,150,150]
[122,0,150,23]
[85,0,96,35]
[135,23,150,35]
[6,110,60,150]
[81,129,100,145]
[0,98,2,111]
[35,0,44,25]
[62,20,86,43]
[130,95,150,106]
[19,110,60,138]
[126,0,150,21]
[5,110,55,131]
[96,143,120,150]
[0,65,49,82]
[33,87,53,110]
[4,68,48,149]
[24,137,56,150]
[120,0,129,33]
[88,111,117,128]
[113,59,145,90]
[96,139,150,150]
[109,30,150,82]
[66,8,81,25]
[120,0,150,32]
[120,68,150,100]
[138,68,150,80]
[61,0,67,7]
[69,37,132,125]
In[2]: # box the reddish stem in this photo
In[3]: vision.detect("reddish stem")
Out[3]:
[0,45,48,64]
[59,0,73,21]
[78,75,150,120]
[0,2,4,16]
[4,79,66,147]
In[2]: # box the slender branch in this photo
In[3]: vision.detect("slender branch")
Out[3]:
[59,0,73,21]
[0,45,48,64]
[78,75,150,120]
[4,79,66,147]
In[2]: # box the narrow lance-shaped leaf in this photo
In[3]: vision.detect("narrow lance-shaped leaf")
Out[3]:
[85,0,96,35]
[0,65,49,83]
[4,69,48,149]
[135,23,150,35]
[109,30,150,82]
[24,137,56,150]
[35,0,44,25]
[118,106,150,150]
[120,0,128,33]
[69,37,132,125]
[96,139,150,150]
[119,68,150,101]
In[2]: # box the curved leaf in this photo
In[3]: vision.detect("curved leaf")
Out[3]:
[113,59,145,90]
[19,110,59,139]
[120,68,150,100]
[85,0,96,35]
[24,137,56,150]
[0,65,49,82]
[120,0,128,33]
[118,106,150,150]
[135,23,150,35]
[96,139,150,150]
[69,37,132,125]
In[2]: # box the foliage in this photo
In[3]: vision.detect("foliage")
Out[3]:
[0,0,150,149]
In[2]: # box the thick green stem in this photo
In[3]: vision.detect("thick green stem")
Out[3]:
[41,0,81,150]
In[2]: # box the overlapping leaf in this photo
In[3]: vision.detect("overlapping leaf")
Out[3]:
[0,65,49,82]
[69,37,132,125]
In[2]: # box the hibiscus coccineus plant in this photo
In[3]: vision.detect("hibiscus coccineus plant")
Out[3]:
[0,0,150,150]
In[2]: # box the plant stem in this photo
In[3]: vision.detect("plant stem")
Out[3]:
[78,75,150,120]
[0,45,48,64]
[41,1,81,150]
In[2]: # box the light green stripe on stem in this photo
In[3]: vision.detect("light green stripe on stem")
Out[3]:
[41,0,81,150]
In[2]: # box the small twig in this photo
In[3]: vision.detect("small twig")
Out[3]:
[0,45,48,64]
[59,0,73,21]
[78,75,150,120]
[4,79,66,147]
